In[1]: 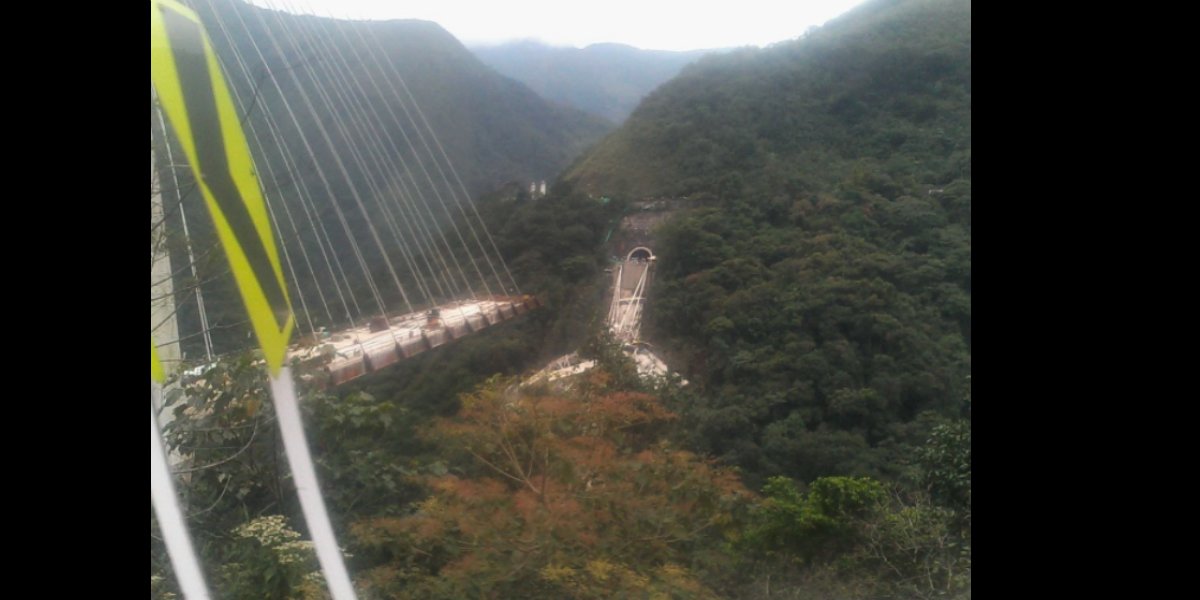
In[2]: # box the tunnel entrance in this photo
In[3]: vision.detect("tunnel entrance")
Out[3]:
[627,247,654,262]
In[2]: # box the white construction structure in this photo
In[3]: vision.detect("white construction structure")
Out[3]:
[608,247,653,343]
[530,246,676,385]
[290,296,540,386]
[607,247,672,379]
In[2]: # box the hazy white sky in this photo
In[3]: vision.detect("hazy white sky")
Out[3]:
[248,0,868,51]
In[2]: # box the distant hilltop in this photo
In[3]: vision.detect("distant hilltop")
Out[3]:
[472,41,715,123]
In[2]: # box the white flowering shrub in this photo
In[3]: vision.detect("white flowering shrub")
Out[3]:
[221,515,325,599]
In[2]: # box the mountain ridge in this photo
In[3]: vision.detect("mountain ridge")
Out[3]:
[472,40,713,123]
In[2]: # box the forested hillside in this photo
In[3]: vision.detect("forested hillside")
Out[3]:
[199,0,611,197]
[569,0,971,485]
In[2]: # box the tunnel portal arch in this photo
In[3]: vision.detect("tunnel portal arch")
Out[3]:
[627,247,654,262]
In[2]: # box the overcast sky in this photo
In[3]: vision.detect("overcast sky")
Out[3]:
[247,0,868,51]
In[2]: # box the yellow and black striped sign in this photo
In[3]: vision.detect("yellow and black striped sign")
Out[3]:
[150,0,294,374]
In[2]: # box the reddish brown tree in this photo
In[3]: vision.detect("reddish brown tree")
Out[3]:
[352,371,750,598]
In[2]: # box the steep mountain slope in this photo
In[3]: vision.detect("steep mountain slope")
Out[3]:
[565,0,971,482]
[472,41,710,123]
[195,0,612,195]
[569,0,969,199]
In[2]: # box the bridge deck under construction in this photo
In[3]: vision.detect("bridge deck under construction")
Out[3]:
[290,295,539,386]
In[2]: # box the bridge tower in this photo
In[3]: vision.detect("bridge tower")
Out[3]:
[151,140,181,409]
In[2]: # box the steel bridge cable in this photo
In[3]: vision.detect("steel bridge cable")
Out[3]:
[266,1,441,310]
[199,34,338,331]
[280,1,467,306]
[331,11,497,300]
[203,7,351,337]
[312,6,488,303]
[259,3,430,314]
[247,2,416,317]
[219,0,391,321]
[202,0,360,328]
[353,19,520,295]
[284,0,471,305]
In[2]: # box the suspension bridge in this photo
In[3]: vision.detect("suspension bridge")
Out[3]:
[150,2,557,597]
[290,295,539,386]
[151,0,536,389]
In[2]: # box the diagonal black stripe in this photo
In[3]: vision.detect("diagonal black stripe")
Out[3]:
[160,5,290,331]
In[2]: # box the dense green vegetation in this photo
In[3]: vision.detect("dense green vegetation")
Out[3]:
[473,41,710,123]
[154,349,969,599]
[153,0,970,596]
[569,0,970,199]
[571,0,971,488]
